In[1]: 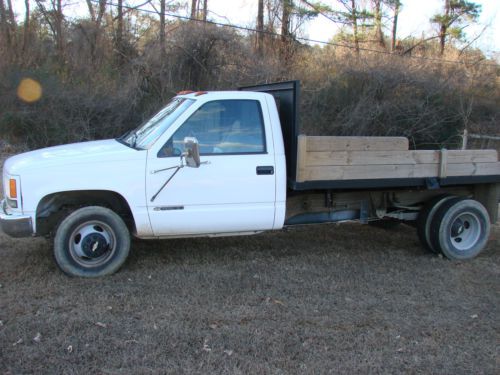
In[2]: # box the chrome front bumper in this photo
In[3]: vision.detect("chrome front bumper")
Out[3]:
[0,199,33,237]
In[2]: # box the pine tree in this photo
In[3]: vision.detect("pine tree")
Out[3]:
[431,0,481,55]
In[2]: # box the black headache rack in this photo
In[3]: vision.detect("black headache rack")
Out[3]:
[239,81,500,191]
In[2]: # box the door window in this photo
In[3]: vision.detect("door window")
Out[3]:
[158,100,266,157]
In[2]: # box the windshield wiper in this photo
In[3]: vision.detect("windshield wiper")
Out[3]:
[120,129,132,140]
[130,132,138,148]
[116,129,139,149]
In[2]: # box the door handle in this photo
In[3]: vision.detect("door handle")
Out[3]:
[256,166,274,175]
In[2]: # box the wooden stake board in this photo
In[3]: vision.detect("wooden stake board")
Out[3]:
[296,135,500,183]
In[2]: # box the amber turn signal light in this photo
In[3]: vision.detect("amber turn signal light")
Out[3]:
[9,178,17,199]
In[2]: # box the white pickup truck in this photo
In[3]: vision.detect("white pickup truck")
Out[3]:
[1,81,499,277]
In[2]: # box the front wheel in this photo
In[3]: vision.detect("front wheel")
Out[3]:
[429,199,491,260]
[54,206,131,277]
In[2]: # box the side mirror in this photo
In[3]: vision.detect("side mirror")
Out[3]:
[183,137,201,168]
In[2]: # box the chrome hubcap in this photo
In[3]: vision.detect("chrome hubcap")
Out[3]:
[449,213,481,251]
[69,221,116,267]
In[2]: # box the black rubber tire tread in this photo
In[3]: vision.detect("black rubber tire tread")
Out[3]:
[54,206,130,277]
[429,198,490,260]
[416,194,460,253]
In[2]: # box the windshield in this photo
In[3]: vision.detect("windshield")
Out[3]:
[120,97,194,149]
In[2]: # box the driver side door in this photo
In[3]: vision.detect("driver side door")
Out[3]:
[146,98,277,236]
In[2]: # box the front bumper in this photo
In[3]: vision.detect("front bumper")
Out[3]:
[0,199,33,238]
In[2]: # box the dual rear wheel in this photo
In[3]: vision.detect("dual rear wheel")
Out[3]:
[417,195,490,260]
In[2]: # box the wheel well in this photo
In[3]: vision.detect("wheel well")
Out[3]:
[36,190,136,236]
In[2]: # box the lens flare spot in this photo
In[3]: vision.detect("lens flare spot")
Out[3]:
[17,78,42,103]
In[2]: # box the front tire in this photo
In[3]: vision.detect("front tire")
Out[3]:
[54,206,131,277]
[429,199,490,260]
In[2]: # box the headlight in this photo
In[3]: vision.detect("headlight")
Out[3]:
[6,197,18,208]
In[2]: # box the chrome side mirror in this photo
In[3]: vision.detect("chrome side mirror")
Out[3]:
[183,137,201,168]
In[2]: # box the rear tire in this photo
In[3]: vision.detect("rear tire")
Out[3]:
[417,195,459,253]
[54,206,130,277]
[429,199,490,260]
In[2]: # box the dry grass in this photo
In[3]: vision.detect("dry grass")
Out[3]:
[1,154,499,374]
[0,218,499,374]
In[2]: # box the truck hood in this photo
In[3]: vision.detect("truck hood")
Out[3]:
[4,139,145,175]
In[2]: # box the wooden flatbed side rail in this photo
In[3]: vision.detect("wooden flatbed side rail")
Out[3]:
[296,135,411,182]
[296,135,500,183]
[304,136,409,152]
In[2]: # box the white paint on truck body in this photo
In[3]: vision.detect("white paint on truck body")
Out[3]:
[1,91,287,238]
[3,139,151,235]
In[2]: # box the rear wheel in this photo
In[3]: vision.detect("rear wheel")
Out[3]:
[417,195,459,253]
[54,206,130,277]
[429,199,490,260]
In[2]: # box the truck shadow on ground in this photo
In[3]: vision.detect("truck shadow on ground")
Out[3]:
[126,223,428,267]
[1,220,497,280]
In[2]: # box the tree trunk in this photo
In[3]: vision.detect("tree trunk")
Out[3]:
[160,0,165,58]
[96,0,106,26]
[281,0,291,44]
[0,0,12,52]
[6,0,16,54]
[391,1,400,52]
[373,0,384,47]
[84,0,106,66]
[190,0,198,20]
[256,0,264,55]
[280,0,293,63]
[86,0,96,22]
[351,0,359,53]
[85,0,105,26]
[54,0,64,59]
[202,0,207,22]
[439,0,450,55]
[116,0,123,61]
[5,0,15,31]
[22,0,29,53]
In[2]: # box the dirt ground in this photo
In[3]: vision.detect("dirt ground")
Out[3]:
[1,221,499,374]
[0,155,499,374]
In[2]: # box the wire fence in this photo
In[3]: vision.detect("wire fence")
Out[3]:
[462,131,500,152]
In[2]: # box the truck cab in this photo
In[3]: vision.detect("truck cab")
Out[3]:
[1,90,287,276]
